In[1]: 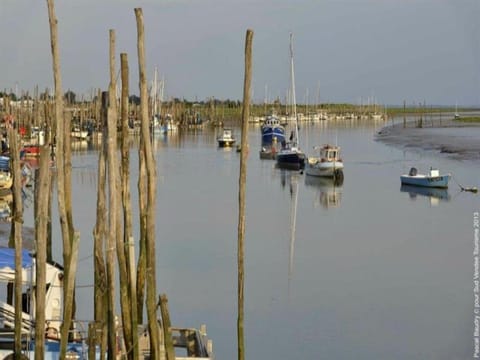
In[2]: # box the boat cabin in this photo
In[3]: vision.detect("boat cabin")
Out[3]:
[0,249,64,339]
[318,145,341,162]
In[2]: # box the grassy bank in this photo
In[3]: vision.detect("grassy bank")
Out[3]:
[453,116,480,123]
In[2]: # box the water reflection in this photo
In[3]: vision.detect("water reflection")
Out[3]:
[400,184,450,206]
[304,176,343,209]
[280,170,300,296]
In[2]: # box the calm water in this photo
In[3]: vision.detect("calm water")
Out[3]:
[24,117,479,359]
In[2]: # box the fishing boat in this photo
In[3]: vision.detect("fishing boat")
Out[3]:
[70,128,89,140]
[0,248,97,359]
[217,129,236,147]
[400,167,451,188]
[261,112,285,145]
[0,157,11,190]
[305,144,344,179]
[276,33,305,170]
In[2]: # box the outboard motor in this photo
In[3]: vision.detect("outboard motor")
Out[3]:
[409,167,417,176]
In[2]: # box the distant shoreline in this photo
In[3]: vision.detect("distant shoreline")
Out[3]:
[375,118,480,162]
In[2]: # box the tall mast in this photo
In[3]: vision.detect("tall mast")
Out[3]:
[289,33,299,147]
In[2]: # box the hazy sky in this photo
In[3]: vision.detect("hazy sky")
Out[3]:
[1,0,479,105]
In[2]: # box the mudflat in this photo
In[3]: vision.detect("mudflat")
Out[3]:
[375,118,480,162]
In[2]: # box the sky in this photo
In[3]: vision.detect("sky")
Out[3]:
[0,0,479,106]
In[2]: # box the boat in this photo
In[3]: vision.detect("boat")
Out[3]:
[305,144,344,179]
[400,167,451,188]
[259,144,279,160]
[22,145,40,158]
[454,101,460,119]
[0,248,98,359]
[0,158,11,190]
[276,33,305,170]
[70,128,89,140]
[261,112,285,145]
[217,129,236,147]
[161,113,178,133]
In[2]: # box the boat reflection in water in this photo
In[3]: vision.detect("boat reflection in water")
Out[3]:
[304,175,343,209]
[400,184,450,206]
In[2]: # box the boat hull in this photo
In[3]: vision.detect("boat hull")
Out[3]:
[305,159,344,177]
[276,150,305,170]
[218,140,235,147]
[261,126,285,145]
[400,174,450,188]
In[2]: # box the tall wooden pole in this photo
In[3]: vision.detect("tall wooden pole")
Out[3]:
[106,29,118,360]
[9,127,23,359]
[34,114,52,360]
[46,1,78,357]
[120,52,139,360]
[237,29,253,360]
[135,8,160,358]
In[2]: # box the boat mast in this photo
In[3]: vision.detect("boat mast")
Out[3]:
[289,33,299,147]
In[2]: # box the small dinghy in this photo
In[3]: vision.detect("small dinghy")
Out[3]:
[400,167,451,189]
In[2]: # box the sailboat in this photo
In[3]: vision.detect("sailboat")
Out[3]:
[454,101,460,119]
[276,33,306,170]
[150,67,162,135]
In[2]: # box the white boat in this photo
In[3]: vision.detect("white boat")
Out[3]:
[305,144,344,179]
[276,33,305,170]
[217,129,236,147]
[400,167,451,188]
[70,128,89,140]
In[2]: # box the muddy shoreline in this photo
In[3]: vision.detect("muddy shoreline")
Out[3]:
[375,119,480,162]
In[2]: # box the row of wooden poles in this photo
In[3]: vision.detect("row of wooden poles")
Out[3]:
[5,1,254,359]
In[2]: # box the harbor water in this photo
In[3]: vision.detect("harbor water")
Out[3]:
[22,116,479,359]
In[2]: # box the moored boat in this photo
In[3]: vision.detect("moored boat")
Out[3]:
[276,33,305,170]
[305,144,344,179]
[217,129,236,147]
[261,112,285,145]
[400,167,451,188]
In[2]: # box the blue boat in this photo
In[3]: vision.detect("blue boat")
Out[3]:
[261,113,285,145]
[400,167,451,188]
[276,143,305,170]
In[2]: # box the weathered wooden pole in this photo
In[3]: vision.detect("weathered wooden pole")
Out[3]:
[106,29,119,360]
[120,52,139,360]
[93,91,108,360]
[9,127,23,359]
[34,112,52,360]
[237,29,253,360]
[159,295,175,360]
[135,7,160,359]
[108,30,135,360]
[46,1,79,358]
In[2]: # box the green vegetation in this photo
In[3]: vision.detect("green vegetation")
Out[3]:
[453,116,480,123]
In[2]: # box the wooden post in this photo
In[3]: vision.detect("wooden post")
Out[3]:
[135,8,160,359]
[34,109,52,360]
[9,127,23,359]
[120,52,139,360]
[237,29,253,360]
[106,29,118,360]
[159,295,175,360]
[46,1,78,357]
[93,91,108,360]
[87,322,97,360]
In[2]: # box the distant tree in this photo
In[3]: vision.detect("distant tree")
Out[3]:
[129,95,140,105]
[64,90,76,104]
